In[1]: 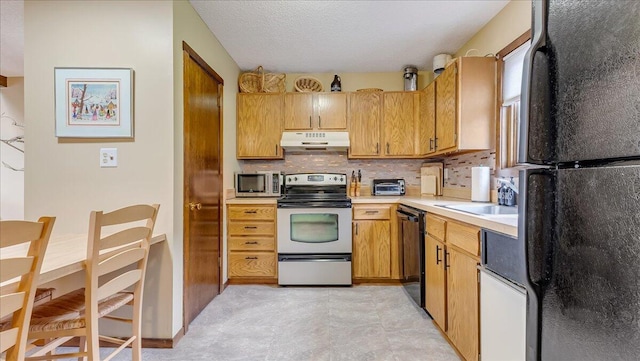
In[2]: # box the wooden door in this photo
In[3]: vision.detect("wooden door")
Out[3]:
[446,247,479,361]
[353,220,391,278]
[436,62,457,152]
[183,43,223,331]
[349,92,381,157]
[425,234,446,330]
[420,83,436,155]
[237,94,283,158]
[284,93,313,130]
[316,93,347,129]
[383,92,416,156]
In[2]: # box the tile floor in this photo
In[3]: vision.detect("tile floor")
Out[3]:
[71,285,460,360]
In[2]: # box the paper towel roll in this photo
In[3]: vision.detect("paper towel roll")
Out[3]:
[471,167,490,202]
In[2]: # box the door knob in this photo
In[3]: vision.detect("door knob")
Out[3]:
[196,203,202,210]
[188,202,202,211]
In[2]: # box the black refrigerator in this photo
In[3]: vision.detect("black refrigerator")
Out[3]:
[519,0,640,360]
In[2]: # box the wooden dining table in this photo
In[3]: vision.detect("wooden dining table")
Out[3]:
[0,233,167,292]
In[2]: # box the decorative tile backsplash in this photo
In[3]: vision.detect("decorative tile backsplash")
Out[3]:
[443,150,496,188]
[241,150,497,190]
[241,152,426,186]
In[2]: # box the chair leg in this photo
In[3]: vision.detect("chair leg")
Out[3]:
[78,336,87,361]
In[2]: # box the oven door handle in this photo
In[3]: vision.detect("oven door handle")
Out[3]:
[278,254,352,262]
[396,209,419,222]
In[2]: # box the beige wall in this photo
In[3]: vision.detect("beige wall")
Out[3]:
[24,0,175,338]
[172,0,241,335]
[0,77,25,219]
[455,0,531,58]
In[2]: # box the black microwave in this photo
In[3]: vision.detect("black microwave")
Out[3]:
[235,171,282,197]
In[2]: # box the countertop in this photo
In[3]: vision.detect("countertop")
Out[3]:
[226,196,517,237]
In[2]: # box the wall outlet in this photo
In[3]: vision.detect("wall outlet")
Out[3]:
[100,148,117,168]
[443,168,449,179]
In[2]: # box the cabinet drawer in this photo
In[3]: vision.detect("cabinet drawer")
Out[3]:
[228,206,275,221]
[228,237,275,251]
[353,206,390,220]
[228,252,276,278]
[426,213,446,241]
[228,221,275,236]
[447,221,480,256]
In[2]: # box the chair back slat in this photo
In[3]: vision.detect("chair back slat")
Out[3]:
[0,292,27,318]
[98,248,146,276]
[100,227,151,251]
[0,257,35,283]
[96,269,142,301]
[0,328,19,353]
[100,205,158,227]
[0,221,44,248]
[1,216,55,360]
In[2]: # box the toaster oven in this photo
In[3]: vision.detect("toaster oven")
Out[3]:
[372,179,406,196]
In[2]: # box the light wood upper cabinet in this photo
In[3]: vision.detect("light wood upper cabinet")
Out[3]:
[383,92,418,156]
[317,93,348,129]
[237,93,283,159]
[420,83,436,155]
[348,92,381,157]
[284,92,347,130]
[431,57,496,156]
[436,63,458,152]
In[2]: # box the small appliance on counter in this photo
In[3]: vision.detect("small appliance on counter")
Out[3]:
[234,171,282,197]
[372,179,405,196]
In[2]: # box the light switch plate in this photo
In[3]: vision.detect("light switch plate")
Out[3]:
[100,148,117,168]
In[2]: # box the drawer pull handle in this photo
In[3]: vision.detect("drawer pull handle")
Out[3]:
[244,210,257,214]
[245,241,259,245]
[244,226,258,229]
[245,256,258,260]
[364,210,379,214]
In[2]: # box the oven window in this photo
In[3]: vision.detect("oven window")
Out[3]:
[238,174,265,192]
[290,213,339,243]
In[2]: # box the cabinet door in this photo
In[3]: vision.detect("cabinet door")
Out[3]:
[420,83,436,155]
[425,235,446,331]
[349,92,381,156]
[353,220,391,278]
[436,62,458,152]
[237,94,283,158]
[447,247,479,361]
[317,93,347,129]
[284,93,314,130]
[383,92,416,156]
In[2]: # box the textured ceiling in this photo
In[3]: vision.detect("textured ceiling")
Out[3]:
[0,0,24,76]
[190,0,510,73]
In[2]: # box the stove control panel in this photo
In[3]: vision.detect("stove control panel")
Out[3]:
[285,173,346,186]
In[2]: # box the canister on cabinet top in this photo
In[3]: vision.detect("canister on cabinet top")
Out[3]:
[403,66,418,91]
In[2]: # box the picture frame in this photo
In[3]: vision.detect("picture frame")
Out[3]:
[54,67,133,138]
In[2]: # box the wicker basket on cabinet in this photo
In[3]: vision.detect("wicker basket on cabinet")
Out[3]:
[239,66,286,93]
[294,76,324,92]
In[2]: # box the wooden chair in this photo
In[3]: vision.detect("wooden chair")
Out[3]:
[26,204,159,361]
[1,217,55,361]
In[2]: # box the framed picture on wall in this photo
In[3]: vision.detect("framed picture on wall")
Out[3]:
[54,68,133,138]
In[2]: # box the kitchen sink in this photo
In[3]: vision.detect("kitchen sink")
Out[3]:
[436,204,518,216]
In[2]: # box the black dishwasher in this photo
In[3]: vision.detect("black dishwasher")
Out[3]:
[396,205,425,308]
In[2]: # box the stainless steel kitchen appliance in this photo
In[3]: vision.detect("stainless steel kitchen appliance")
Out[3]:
[521,1,640,359]
[396,204,425,308]
[372,179,406,196]
[234,171,282,198]
[277,173,352,285]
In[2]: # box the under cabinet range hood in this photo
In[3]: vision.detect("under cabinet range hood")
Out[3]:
[280,131,350,152]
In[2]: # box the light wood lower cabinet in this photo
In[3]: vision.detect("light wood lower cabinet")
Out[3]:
[425,213,480,361]
[227,204,277,281]
[352,204,399,280]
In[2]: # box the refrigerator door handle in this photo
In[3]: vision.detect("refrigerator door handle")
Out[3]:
[519,0,548,165]
[519,168,555,361]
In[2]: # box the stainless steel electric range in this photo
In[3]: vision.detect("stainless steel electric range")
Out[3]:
[277,173,352,286]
